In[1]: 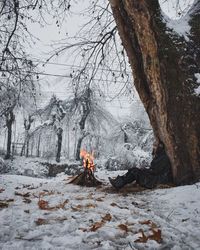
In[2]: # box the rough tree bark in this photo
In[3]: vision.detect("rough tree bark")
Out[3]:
[109,0,200,185]
[5,110,15,159]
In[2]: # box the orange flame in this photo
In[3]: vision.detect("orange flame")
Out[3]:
[80,149,95,171]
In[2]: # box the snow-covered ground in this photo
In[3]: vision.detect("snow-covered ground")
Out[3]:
[1,167,200,250]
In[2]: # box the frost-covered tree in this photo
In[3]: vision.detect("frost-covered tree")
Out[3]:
[0,57,38,159]
[70,87,116,161]
[31,95,66,162]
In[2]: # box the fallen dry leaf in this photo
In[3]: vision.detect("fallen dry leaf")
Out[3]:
[80,213,112,232]
[71,204,83,211]
[35,216,68,226]
[148,229,162,243]
[139,220,158,229]
[118,224,129,233]
[102,213,112,222]
[134,228,162,244]
[58,199,69,209]
[38,199,49,210]
[90,221,105,232]
[134,229,148,243]
[71,203,95,211]
[38,199,68,211]
[86,203,96,209]
[39,190,55,197]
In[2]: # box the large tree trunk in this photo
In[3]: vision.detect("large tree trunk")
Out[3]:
[109,0,200,185]
[5,110,15,159]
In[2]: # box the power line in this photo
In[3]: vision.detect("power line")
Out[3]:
[0,55,132,74]
[0,68,133,85]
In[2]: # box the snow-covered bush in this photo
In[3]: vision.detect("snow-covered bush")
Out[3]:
[105,143,152,171]
[105,157,126,171]
[103,117,154,171]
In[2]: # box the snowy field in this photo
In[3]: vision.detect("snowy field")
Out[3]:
[1,164,200,250]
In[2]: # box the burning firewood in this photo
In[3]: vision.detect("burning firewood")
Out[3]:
[69,150,102,187]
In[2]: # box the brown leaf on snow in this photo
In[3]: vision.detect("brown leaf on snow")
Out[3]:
[58,199,69,209]
[15,191,30,198]
[118,224,129,233]
[71,204,83,211]
[139,220,158,229]
[39,190,55,197]
[38,199,49,210]
[0,188,5,193]
[134,229,148,243]
[134,228,162,244]
[90,221,105,232]
[148,229,162,243]
[38,199,68,210]
[80,213,112,232]
[102,213,112,222]
[86,203,96,209]
[71,203,95,211]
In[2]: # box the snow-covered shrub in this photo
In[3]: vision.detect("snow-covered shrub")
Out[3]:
[104,157,126,171]
[103,117,154,171]
[109,143,152,170]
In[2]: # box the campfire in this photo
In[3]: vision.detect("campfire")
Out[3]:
[69,150,102,187]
